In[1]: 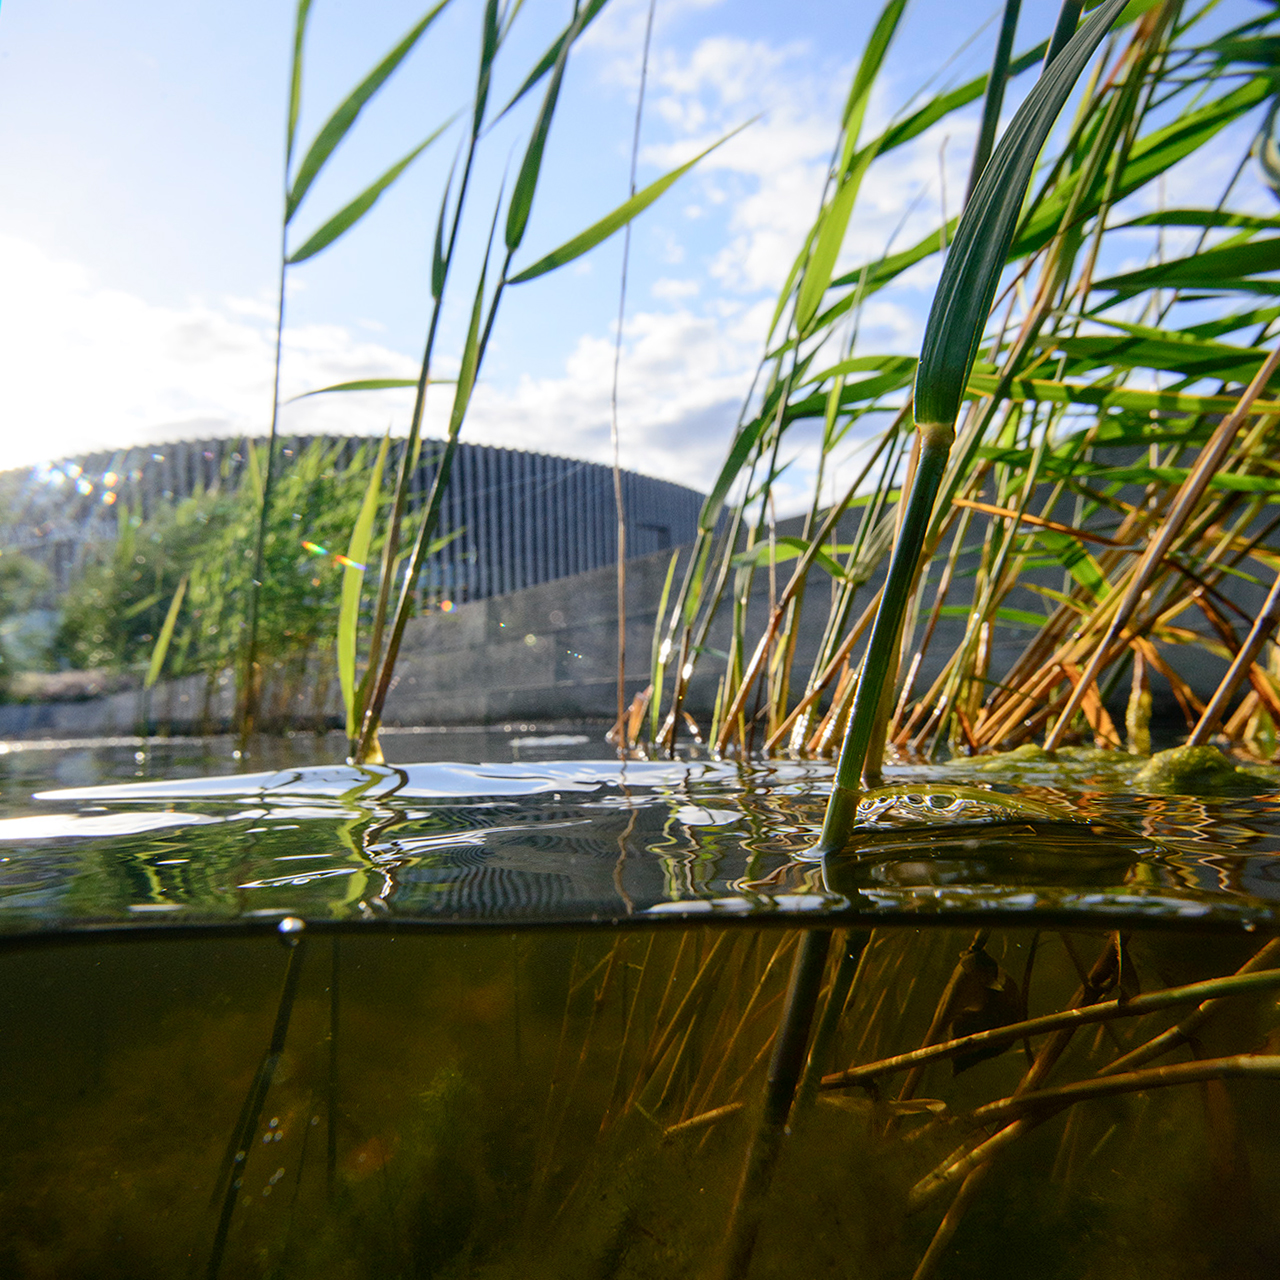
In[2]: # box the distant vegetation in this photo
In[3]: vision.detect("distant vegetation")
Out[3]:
[44,439,407,728]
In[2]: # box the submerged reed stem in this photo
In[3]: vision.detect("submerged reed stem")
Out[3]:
[718,929,832,1280]
[205,935,307,1279]
[820,963,1280,1089]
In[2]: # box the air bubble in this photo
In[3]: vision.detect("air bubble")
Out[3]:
[278,917,306,944]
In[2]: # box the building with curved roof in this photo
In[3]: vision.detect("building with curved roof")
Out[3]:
[0,435,706,602]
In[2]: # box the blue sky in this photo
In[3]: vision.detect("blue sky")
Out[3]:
[0,0,1272,508]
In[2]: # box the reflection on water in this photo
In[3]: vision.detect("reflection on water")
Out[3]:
[1,743,1280,935]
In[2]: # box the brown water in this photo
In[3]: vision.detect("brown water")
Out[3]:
[2,923,1278,1279]
[2,736,1280,1277]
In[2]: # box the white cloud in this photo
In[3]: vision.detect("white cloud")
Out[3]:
[652,277,699,300]
[0,231,767,499]
[460,304,763,489]
[0,231,421,471]
[631,28,980,306]
[1,15,979,517]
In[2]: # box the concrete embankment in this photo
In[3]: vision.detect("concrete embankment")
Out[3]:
[0,516,1255,741]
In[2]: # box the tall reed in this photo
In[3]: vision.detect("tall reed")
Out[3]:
[646,0,1280,774]
[239,0,454,741]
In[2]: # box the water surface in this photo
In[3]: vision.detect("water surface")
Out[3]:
[3,734,1280,939]
[4,734,1280,1279]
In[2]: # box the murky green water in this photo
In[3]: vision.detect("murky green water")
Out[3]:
[3,735,1280,1277]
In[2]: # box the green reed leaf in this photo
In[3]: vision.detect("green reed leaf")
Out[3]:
[121,591,164,621]
[794,151,877,336]
[699,414,770,534]
[937,603,1047,629]
[144,574,188,691]
[1206,34,1280,66]
[493,0,610,124]
[1044,0,1085,69]
[449,200,503,437]
[801,353,919,388]
[648,548,682,742]
[766,35,1050,345]
[287,0,450,223]
[803,218,960,340]
[287,117,455,263]
[290,378,414,400]
[793,0,905,335]
[967,0,1023,200]
[869,42,1050,170]
[432,158,456,300]
[1053,462,1280,493]
[783,358,917,420]
[1013,75,1273,260]
[245,439,264,506]
[505,5,583,254]
[474,0,501,136]
[914,0,1129,428]
[1031,530,1110,602]
[287,377,457,402]
[732,537,848,580]
[1116,208,1280,233]
[286,0,314,169]
[1052,331,1276,384]
[965,371,1280,417]
[339,434,389,739]
[1092,236,1280,299]
[1183,304,1280,340]
[508,123,750,285]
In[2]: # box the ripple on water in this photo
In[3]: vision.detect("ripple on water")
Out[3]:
[0,754,1276,938]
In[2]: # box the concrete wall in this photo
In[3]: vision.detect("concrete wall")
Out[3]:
[1,507,1263,741]
[380,544,710,726]
[0,672,235,739]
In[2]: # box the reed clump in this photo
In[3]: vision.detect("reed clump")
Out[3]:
[638,0,1280,787]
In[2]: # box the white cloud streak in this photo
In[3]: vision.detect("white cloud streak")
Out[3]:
[0,19,1000,513]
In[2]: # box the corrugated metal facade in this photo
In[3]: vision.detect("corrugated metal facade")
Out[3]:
[0,436,705,601]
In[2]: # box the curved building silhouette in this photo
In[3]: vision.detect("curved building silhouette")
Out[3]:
[0,435,706,602]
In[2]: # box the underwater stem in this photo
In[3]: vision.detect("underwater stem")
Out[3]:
[718,929,832,1280]
[206,936,307,1279]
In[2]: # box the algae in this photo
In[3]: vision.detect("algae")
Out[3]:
[973,744,1058,771]
[1133,744,1272,796]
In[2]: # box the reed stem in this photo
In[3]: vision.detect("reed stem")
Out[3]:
[718,929,832,1280]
